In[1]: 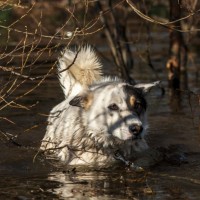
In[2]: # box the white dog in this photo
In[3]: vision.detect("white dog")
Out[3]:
[40,46,159,166]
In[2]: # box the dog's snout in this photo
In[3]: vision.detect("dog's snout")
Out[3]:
[129,124,143,136]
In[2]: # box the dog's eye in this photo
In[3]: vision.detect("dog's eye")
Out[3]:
[108,103,119,111]
[134,102,142,111]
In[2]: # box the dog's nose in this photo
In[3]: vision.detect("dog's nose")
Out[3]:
[129,124,143,136]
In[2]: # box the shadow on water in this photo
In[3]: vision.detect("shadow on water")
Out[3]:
[0,60,199,199]
[1,157,200,199]
[0,34,200,200]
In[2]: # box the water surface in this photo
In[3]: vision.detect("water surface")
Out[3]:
[0,37,200,199]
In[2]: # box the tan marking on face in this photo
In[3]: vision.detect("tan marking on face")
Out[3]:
[84,93,94,110]
[129,95,136,107]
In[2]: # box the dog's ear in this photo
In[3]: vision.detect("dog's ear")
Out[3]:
[134,81,160,94]
[69,91,93,109]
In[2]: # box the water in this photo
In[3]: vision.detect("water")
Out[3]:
[0,55,199,199]
[0,28,200,199]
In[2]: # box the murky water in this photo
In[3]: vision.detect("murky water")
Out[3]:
[0,35,200,199]
[0,61,199,199]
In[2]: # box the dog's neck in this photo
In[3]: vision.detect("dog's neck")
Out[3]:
[70,124,123,155]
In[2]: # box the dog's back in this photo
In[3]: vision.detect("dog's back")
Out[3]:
[41,46,107,163]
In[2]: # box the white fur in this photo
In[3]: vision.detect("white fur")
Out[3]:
[41,46,158,166]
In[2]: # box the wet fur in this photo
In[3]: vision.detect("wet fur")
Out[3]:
[40,46,159,166]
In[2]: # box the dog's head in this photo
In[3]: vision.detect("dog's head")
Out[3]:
[69,80,159,143]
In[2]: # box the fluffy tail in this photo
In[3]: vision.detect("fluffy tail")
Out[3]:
[58,46,102,99]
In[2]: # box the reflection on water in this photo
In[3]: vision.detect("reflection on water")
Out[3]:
[1,166,200,199]
[0,66,199,199]
[0,46,199,199]
[0,1,200,197]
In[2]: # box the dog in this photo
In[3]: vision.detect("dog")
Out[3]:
[40,46,160,166]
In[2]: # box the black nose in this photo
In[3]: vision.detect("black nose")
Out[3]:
[129,124,143,136]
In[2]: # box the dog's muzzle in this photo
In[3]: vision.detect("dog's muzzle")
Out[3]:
[129,124,143,139]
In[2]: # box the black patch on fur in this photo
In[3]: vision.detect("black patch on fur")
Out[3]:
[123,84,147,111]
[69,96,84,108]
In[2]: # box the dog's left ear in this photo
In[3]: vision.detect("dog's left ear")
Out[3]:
[69,91,93,109]
[134,81,161,94]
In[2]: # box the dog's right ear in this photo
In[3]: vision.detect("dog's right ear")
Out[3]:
[69,91,93,109]
[134,81,161,94]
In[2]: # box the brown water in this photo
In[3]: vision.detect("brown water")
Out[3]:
[0,1,200,198]
[0,41,200,199]
[0,20,200,200]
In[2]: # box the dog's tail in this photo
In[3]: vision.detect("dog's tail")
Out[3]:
[58,46,102,98]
